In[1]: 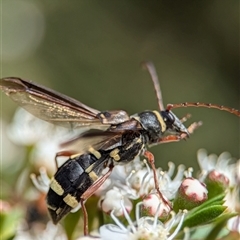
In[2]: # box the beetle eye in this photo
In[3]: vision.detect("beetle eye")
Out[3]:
[161,111,175,124]
[167,112,175,122]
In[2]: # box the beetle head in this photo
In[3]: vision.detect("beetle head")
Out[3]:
[161,110,189,136]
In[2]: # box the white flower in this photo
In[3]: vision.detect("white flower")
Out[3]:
[116,159,185,200]
[181,178,208,202]
[224,160,240,233]
[7,108,77,173]
[99,187,132,216]
[7,108,56,146]
[198,149,240,233]
[14,221,67,240]
[1,119,24,168]
[226,186,240,233]
[197,149,234,185]
[94,157,143,198]
[126,160,186,203]
[158,162,185,200]
[110,157,143,183]
[30,167,51,193]
[97,159,187,220]
[142,193,171,218]
[127,161,154,197]
[99,199,187,240]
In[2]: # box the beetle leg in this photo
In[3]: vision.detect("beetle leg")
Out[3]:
[186,121,202,135]
[144,151,172,208]
[54,151,79,169]
[153,121,202,145]
[156,135,182,144]
[180,113,191,123]
[80,199,88,236]
[80,163,114,235]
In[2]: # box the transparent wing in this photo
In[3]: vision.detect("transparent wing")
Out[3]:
[0,77,109,129]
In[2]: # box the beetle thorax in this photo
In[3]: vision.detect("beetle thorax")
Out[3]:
[132,111,166,144]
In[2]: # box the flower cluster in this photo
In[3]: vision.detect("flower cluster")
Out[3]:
[1,108,239,240]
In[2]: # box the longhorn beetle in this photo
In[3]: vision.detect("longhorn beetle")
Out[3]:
[1,62,239,235]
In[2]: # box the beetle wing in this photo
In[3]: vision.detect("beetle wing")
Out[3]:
[0,77,109,129]
[60,130,124,154]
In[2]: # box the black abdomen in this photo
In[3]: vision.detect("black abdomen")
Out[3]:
[46,153,106,224]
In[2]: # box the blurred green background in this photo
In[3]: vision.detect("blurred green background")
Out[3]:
[1,0,239,170]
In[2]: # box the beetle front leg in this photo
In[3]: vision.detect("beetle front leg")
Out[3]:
[186,121,202,135]
[153,121,203,145]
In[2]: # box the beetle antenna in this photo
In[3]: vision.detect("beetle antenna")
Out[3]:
[167,102,240,117]
[142,61,165,111]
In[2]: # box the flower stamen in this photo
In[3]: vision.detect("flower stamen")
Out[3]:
[184,168,193,178]
[120,199,136,233]
[153,202,161,229]
[167,162,175,177]
[110,209,127,232]
[168,210,187,240]
[30,168,50,193]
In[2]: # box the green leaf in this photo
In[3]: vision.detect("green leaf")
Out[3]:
[205,178,226,199]
[0,208,23,240]
[63,210,81,240]
[191,224,218,239]
[187,193,225,216]
[86,196,100,232]
[204,213,237,240]
[182,205,227,229]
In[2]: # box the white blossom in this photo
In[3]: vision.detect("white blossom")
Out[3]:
[99,199,187,240]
